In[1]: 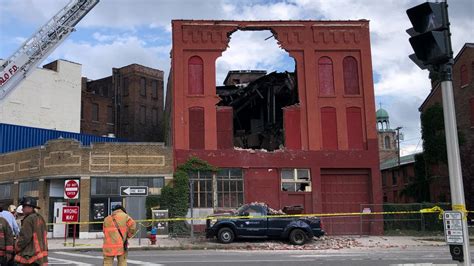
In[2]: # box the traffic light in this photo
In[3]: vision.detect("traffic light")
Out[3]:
[406,2,452,67]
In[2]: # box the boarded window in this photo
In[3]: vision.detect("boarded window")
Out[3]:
[107,106,114,124]
[189,107,205,149]
[346,107,364,150]
[343,56,360,95]
[321,107,338,150]
[123,77,129,96]
[188,56,204,95]
[217,108,233,149]
[152,80,158,98]
[318,57,335,96]
[140,106,146,124]
[92,103,99,122]
[461,64,468,86]
[140,77,146,97]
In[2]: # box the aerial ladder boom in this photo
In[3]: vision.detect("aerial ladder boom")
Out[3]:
[0,0,99,99]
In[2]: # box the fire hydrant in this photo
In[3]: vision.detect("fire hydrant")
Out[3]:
[148,226,157,245]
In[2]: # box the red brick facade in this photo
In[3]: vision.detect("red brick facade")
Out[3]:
[167,20,383,235]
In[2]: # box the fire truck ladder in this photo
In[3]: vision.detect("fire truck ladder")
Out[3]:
[0,0,99,100]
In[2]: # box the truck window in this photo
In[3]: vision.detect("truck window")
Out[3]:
[242,205,265,216]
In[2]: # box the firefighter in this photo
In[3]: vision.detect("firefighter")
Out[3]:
[0,216,14,266]
[15,197,48,266]
[103,205,136,266]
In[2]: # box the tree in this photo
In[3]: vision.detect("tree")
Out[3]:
[159,156,217,235]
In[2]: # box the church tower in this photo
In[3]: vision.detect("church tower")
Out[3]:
[377,107,397,163]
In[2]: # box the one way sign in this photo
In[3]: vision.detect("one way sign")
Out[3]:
[120,186,148,196]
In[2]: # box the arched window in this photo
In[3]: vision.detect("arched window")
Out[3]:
[343,56,360,95]
[460,64,468,86]
[318,57,335,96]
[188,56,204,95]
[384,136,391,149]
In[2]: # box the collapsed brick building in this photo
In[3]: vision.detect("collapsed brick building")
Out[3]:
[166,20,383,235]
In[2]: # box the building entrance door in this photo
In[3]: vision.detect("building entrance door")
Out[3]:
[53,201,67,238]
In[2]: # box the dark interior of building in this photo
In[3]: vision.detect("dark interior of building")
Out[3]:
[217,71,298,151]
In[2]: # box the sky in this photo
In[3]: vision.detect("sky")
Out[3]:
[0,0,472,155]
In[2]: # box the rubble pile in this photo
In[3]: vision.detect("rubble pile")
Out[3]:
[249,202,285,215]
[228,237,363,251]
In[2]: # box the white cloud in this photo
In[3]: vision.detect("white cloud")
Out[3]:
[48,35,171,81]
[1,0,471,156]
[216,30,294,84]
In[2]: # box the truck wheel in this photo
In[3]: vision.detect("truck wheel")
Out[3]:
[217,227,235,244]
[289,229,307,245]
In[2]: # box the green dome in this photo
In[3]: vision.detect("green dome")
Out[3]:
[376,108,389,119]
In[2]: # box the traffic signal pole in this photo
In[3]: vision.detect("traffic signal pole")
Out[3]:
[440,68,471,264]
[406,0,471,263]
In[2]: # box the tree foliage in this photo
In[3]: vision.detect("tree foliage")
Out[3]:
[401,153,431,202]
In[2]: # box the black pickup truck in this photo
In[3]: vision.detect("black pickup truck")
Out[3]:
[206,203,324,245]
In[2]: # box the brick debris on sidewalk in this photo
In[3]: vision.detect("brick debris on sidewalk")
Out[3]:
[48,235,448,252]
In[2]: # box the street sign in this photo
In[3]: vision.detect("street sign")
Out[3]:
[64,179,80,199]
[444,211,464,245]
[62,206,79,222]
[120,186,148,196]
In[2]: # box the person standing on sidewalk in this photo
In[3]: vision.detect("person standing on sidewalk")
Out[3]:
[0,216,15,265]
[15,197,48,266]
[103,205,136,266]
[0,206,20,237]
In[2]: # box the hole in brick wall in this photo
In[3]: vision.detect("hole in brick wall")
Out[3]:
[215,30,298,151]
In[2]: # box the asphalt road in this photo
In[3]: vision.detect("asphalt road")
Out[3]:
[48,247,472,266]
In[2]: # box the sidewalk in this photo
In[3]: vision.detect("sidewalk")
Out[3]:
[49,235,451,252]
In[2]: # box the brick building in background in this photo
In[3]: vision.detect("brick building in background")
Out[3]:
[166,20,383,235]
[413,43,474,206]
[81,64,164,142]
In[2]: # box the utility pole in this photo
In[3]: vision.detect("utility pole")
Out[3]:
[189,180,194,239]
[395,126,403,167]
[406,1,470,263]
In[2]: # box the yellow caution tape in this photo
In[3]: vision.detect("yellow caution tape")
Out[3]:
[452,204,468,220]
[45,206,450,226]
[420,206,444,219]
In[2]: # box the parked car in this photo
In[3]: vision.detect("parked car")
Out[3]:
[206,203,324,245]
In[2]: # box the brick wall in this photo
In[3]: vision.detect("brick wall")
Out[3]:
[0,139,173,181]
[81,64,165,142]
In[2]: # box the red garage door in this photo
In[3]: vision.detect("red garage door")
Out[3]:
[321,172,370,235]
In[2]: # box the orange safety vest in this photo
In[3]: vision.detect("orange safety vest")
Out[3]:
[0,217,14,257]
[103,210,136,257]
